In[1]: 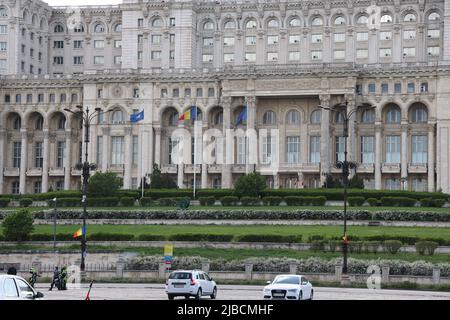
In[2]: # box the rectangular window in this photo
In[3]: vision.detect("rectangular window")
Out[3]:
[224,53,234,62]
[53,56,64,65]
[356,32,368,41]
[26,94,32,103]
[152,35,161,45]
[262,136,275,165]
[310,136,321,163]
[202,54,213,63]
[170,34,175,44]
[385,136,401,163]
[237,137,246,165]
[138,51,143,60]
[53,41,64,49]
[96,136,103,166]
[289,35,301,44]
[151,51,161,60]
[385,178,401,190]
[380,31,392,40]
[0,42,7,51]
[311,34,322,43]
[408,82,415,93]
[73,56,84,65]
[114,56,122,64]
[368,83,376,93]
[334,50,345,60]
[267,35,279,45]
[12,181,20,195]
[381,83,389,93]
[380,48,392,57]
[428,29,440,39]
[427,46,440,56]
[311,51,322,60]
[170,18,176,27]
[196,88,203,97]
[356,49,369,59]
[289,51,300,61]
[34,181,41,194]
[267,52,278,61]
[411,135,427,164]
[0,25,7,34]
[111,136,125,165]
[335,136,345,163]
[0,59,6,71]
[223,37,234,46]
[287,136,300,164]
[93,56,104,65]
[137,35,143,44]
[35,142,43,168]
[56,141,65,168]
[412,178,427,192]
[403,30,416,39]
[168,138,179,164]
[169,50,175,60]
[361,136,375,164]
[245,36,256,45]
[395,83,402,93]
[94,40,104,48]
[403,47,416,57]
[138,19,144,28]
[334,33,345,42]
[245,52,256,62]
[203,37,214,46]
[132,135,139,165]
[114,40,122,48]
[74,40,83,49]
[13,142,21,168]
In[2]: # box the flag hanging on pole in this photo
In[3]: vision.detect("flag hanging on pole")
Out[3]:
[73,226,86,239]
[236,106,247,125]
[130,110,144,123]
[178,107,198,123]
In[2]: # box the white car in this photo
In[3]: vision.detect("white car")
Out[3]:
[0,274,44,300]
[165,270,217,300]
[263,275,313,300]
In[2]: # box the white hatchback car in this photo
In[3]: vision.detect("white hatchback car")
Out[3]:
[0,274,44,300]
[263,275,313,300]
[165,270,217,300]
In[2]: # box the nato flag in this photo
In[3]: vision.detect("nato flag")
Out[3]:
[236,106,247,125]
[130,110,144,123]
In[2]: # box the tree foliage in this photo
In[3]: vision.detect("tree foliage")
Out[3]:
[149,164,177,189]
[1,209,34,241]
[88,171,122,197]
[234,172,266,197]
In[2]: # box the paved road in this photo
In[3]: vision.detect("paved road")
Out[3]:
[34,283,450,300]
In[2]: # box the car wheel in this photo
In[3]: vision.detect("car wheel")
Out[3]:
[195,288,202,300]
[210,287,217,300]
[298,291,303,301]
[168,295,174,300]
[309,290,314,300]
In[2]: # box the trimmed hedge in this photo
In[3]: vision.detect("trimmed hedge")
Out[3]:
[415,241,439,256]
[88,197,120,207]
[348,196,365,207]
[139,197,154,207]
[240,197,260,206]
[367,198,379,207]
[234,234,302,243]
[168,234,234,242]
[262,196,283,206]
[144,189,192,200]
[158,197,190,207]
[0,198,11,208]
[87,233,135,241]
[119,197,136,207]
[380,197,417,207]
[19,198,33,208]
[198,196,216,206]
[383,240,403,254]
[220,196,239,206]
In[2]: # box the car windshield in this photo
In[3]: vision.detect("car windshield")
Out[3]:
[169,272,192,280]
[273,276,300,285]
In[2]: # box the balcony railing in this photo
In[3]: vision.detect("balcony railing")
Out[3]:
[161,164,177,174]
[408,163,428,173]
[71,168,82,176]
[3,167,20,177]
[381,163,401,173]
[357,164,375,174]
[49,168,65,176]
[231,164,246,173]
[300,163,321,173]
[184,164,201,174]
[26,168,43,176]
[207,164,222,173]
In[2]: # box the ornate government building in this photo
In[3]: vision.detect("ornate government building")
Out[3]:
[1,0,450,195]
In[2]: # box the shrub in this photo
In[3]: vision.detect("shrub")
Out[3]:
[1,209,34,241]
[234,234,302,243]
[366,198,379,207]
[348,175,365,189]
[415,241,439,256]
[139,197,154,207]
[349,242,364,254]
[420,198,434,207]
[234,172,266,197]
[29,233,74,241]
[220,196,239,206]
[135,234,168,241]
[145,189,193,200]
[327,240,341,253]
[303,196,327,206]
[363,241,381,254]
[284,196,302,206]
[240,196,260,206]
[168,234,234,242]
[87,233,135,241]
[383,240,403,254]
[348,196,365,207]
[53,198,82,207]
[149,164,177,189]
[433,199,447,208]
[0,198,11,208]
[88,197,120,207]
[262,196,282,206]
[119,197,135,207]
[19,198,33,208]
[310,240,326,252]
[198,196,216,206]
[380,197,416,207]
[88,172,122,197]
[158,197,190,207]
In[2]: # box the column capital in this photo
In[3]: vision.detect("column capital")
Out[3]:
[220,96,232,107]
[245,96,256,106]
[124,126,133,135]
[154,127,162,134]
[102,127,110,135]
[319,94,331,107]
[428,123,436,132]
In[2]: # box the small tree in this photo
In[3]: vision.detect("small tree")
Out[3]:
[234,172,266,197]
[88,171,122,197]
[348,175,365,189]
[149,164,177,189]
[322,174,343,188]
[1,209,34,241]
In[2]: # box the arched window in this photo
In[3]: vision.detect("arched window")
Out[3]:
[361,110,375,123]
[245,19,257,29]
[114,24,122,32]
[13,116,21,130]
[112,110,124,124]
[73,24,84,33]
[334,16,346,25]
[381,14,393,23]
[428,12,440,21]
[311,17,323,26]
[386,106,401,123]
[214,112,223,125]
[54,24,64,33]
[357,15,368,25]
[93,23,105,33]
[203,21,214,30]
[267,19,279,28]
[335,111,345,124]
[152,18,163,28]
[286,110,300,125]
[0,7,8,17]
[411,105,428,123]
[310,110,321,124]
[263,111,276,125]
[404,13,416,22]
[224,20,235,29]
[35,116,43,130]
[57,116,66,130]
[168,111,179,126]
[32,15,38,26]
[289,18,301,27]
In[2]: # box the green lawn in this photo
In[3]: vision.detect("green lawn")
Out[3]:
[22,224,450,241]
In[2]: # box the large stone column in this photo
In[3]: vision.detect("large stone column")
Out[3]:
[64,130,72,190]
[222,99,232,188]
[345,95,357,177]
[246,96,257,174]
[19,130,28,194]
[177,164,184,189]
[42,130,50,193]
[123,127,132,189]
[0,130,5,194]
[148,127,154,173]
[319,94,331,185]
[201,163,208,188]
[101,127,110,172]
[154,127,161,166]
[401,123,408,190]
[375,124,382,190]
[428,123,436,192]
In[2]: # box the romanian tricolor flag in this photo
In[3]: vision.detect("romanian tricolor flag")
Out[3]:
[73,226,86,239]
[178,107,197,123]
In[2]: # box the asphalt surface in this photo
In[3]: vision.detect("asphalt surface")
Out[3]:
[34,283,450,300]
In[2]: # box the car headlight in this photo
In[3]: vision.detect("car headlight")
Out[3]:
[288,289,298,293]
[264,289,271,294]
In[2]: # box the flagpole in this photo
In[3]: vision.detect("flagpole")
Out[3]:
[193,105,198,200]
[245,100,249,175]
[141,123,145,199]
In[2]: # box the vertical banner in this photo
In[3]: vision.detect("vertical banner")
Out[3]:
[164,244,174,272]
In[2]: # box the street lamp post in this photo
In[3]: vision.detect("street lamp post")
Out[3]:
[64,105,101,272]
[319,101,375,276]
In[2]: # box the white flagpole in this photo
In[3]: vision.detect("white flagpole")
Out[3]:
[193,106,198,200]
[245,101,249,175]
[141,125,144,199]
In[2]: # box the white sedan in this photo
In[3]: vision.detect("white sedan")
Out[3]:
[0,274,44,300]
[263,275,313,300]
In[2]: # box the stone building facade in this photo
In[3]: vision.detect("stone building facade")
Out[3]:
[1,0,450,194]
